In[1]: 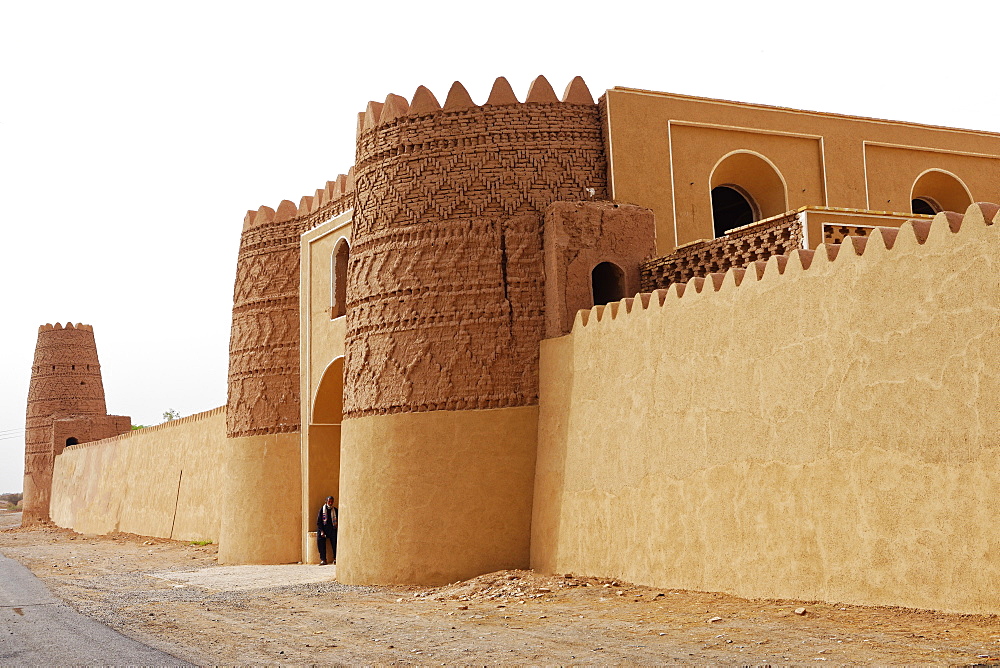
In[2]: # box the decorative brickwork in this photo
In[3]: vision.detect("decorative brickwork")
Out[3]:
[343,76,608,419]
[823,223,875,245]
[640,211,804,292]
[227,176,354,438]
[22,323,130,525]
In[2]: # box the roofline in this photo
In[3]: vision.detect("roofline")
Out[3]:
[607,87,1000,139]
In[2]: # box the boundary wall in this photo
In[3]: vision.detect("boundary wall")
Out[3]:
[533,203,1000,615]
[50,407,227,542]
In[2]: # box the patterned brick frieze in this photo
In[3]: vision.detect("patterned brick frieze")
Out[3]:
[344,80,608,419]
[227,184,354,438]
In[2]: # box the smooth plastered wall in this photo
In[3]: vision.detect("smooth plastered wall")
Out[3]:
[338,406,538,586]
[603,87,1000,253]
[533,205,1000,615]
[218,432,302,564]
[50,408,226,541]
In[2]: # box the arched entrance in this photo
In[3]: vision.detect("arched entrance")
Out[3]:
[303,357,343,563]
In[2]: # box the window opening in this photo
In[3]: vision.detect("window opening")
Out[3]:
[331,240,350,319]
[591,262,626,306]
[66,437,78,446]
[711,185,758,237]
[911,197,940,216]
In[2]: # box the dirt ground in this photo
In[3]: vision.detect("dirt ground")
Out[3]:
[2,511,999,665]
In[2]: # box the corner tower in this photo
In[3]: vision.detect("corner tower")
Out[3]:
[22,323,131,525]
[339,76,608,584]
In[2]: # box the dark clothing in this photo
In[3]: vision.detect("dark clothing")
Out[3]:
[317,504,338,563]
[318,532,337,564]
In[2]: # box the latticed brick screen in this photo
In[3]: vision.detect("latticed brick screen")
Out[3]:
[823,224,875,245]
[640,212,804,292]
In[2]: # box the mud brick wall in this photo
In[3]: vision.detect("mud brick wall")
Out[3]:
[640,211,803,292]
[23,323,130,524]
[344,79,607,419]
[543,201,656,338]
[227,177,354,438]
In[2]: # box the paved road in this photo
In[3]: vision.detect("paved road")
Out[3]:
[0,550,189,666]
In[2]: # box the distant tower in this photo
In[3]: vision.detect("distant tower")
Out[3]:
[22,323,131,525]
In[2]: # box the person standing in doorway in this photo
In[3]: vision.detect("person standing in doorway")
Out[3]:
[317,496,338,565]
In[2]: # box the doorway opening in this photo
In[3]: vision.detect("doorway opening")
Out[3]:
[304,357,344,564]
[591,262,626,306]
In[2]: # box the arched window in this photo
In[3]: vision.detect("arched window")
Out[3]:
[711,185,759,237]
[709,151,788,238]
[591,262,626,307]
[331,238,350,319]
[911,197,941,216]
[911,170,972,215]
[65,437,78,447]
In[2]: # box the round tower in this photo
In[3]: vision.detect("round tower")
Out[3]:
[339,76,608,584]
[23,323,110,525]
[221,175,353,564]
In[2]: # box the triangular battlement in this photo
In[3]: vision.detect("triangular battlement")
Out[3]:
[357,75,596,133]
[574,203,1000,331]
[242,168,356,232]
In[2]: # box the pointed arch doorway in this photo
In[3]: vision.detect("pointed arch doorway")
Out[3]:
[303,356,343,563]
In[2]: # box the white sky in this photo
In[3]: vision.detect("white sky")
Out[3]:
[2,0,998,493]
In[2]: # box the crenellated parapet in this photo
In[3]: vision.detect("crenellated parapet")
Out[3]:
[344,75,608,419]
[577,203,1000,331]
[228,173,355,438]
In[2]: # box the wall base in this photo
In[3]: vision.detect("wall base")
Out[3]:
[219,432,302,565]
[338,406,538,585]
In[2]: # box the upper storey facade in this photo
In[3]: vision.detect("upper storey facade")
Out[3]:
[602,87,1000,254]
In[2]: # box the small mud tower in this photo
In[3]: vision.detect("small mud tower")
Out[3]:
[339,76,608,584]
[223,175,354,564]
[22,323,131,525]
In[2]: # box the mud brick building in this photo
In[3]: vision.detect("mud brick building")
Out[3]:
[25,76,1000,615]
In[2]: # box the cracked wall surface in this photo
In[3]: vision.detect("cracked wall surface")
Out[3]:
[544,201,655,337]
[344,96,607,418]
[533,204,1000,615]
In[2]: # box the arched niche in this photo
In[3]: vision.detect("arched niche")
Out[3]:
[911,170,972,215]
[591,261,626,306]
[710,151,788,237]
[331,238,350,319]
[313,357,344,425]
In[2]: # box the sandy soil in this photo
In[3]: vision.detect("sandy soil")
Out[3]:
[2,514,999,665]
